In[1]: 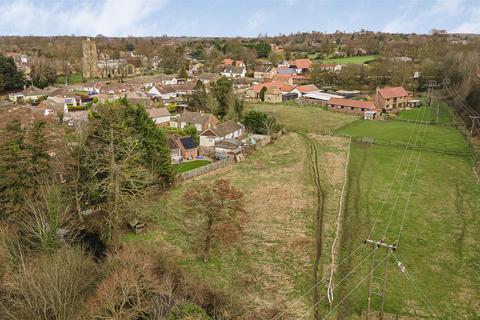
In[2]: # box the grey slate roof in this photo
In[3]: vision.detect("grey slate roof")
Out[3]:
[178,111,213,125]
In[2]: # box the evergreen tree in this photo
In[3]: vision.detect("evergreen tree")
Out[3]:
[259,86,267,102]
[188,80,207,112]
[177,64,188,79]
[211,76,233,118]
[0,54,25,91]
[0,119,50,221]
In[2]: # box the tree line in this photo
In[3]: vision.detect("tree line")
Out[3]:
[0,99,254,319]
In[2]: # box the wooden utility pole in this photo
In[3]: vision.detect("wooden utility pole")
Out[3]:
[366,251,375,320]
[365,240,396,320]
[379,249,391,320]
[470,116,479,135]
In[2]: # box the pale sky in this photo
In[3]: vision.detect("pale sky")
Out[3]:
[0,0,479,37]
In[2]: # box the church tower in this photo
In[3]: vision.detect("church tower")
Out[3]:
[82,38,99,80]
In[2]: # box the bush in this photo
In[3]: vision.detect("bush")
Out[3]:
[0,246,98,320]
[166,302,211,320]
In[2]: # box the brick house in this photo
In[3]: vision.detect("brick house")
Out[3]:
[167,135,198,162]
[374,86,409,110]
[177,136,198,160]
[170,111,218,132]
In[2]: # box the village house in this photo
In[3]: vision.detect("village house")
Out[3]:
[197,73,221,84]
[272,74,307,85]
[159,74,178,85]
[199,120,245,147]
[124,91,151,106]
[246,81,295,100]
[147,108,171,127]
[264,87,283,103]
[222,58,245,67]
[319,64,343,72]
[170,111,218,132]
[277,66,297,75]
[290,84,321,97]
[148,85,177,101]
[167,135,182,163]
[177,136,198,160]
[82,81,105,94]
[253,66,277,79]
[221,66,247,78]
[168,135,198,161]
[8,86,46,103]
[374,86,409,110]
[289,58,313,74]
[327,98,378,116]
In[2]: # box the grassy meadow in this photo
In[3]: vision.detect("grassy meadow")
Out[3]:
[321,55,378,65]
[337,119,470,155]
[333,112,480,318]
[247,102,358,134]
[124,102,479,318]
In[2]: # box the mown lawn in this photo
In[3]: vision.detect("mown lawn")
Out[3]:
[247,102,358,134]
[337,119,470,154]
[174,160,210,173]
[321,55,378,65]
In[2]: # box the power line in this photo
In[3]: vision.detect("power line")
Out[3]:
[393,254,439,318]
[396,96,434,246]
[271,242,366,320]
[298,248,380,320]
[320,253,391,320]
[368,93,431,240]
[382,101,431,241]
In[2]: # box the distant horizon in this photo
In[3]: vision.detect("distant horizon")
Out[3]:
[0,0,479,37]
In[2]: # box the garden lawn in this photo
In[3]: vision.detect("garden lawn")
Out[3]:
[321,55,378,65]
[174,160,210,173]
[337,120,470,154]
[247,102,358,134]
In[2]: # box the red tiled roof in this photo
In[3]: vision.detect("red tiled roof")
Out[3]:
[328,98,376,110]
[296,84,319,93]
[291,59,312,69]
[250,81,294,93]
[377,87,408,99]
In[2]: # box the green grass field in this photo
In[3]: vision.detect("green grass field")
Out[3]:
[334,143,480,318]
[174,160,210,173]
[321,55,378,65]
[396,103,455,125]
[247,102,358,134]
[56,72,83,84]
[337,120,470,154]
[126,101,479,318]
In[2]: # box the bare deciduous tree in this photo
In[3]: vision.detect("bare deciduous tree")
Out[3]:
[184,179,245,262]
